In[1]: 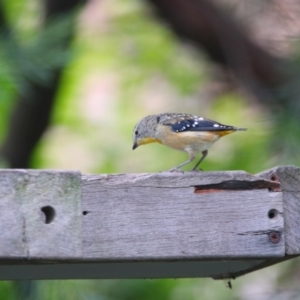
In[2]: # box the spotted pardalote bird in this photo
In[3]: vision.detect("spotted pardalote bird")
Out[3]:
[132,113,247,171]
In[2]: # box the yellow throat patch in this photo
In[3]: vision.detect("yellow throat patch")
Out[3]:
[138,137,162,146]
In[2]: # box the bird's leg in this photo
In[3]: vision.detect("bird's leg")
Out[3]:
[169,153,195,172]
[192,150,208,171]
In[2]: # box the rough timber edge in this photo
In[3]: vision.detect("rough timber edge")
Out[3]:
[258,165,300,255]
[82,170,279,190]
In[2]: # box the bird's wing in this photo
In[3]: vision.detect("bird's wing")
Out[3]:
[160,114,239,133]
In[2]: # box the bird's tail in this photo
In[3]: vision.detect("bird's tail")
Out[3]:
[217,127,247,137]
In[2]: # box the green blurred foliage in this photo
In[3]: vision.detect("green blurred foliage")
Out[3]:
[31,0,270,174]
[0,0,299,299]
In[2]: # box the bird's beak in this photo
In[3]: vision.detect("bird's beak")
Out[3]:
[132,142,138,150]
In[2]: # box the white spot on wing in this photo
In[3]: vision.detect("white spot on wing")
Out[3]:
[213,124,220,127]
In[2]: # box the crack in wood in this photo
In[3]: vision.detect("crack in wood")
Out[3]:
[22,217,29,259]
[237,230,282,236]
[194,180,280,192]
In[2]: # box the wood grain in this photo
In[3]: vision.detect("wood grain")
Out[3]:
[258,165,300,255]
[0,169,82,259]
[82,171,284,260]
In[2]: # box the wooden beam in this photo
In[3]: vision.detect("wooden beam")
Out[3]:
[0,166,298,280]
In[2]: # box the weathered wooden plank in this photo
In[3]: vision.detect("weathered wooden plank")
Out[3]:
[82,171,284,260]
[0,169,82,259]
[258,165,300,255]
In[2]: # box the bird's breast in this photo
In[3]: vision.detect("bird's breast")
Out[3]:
[160,128,222,152]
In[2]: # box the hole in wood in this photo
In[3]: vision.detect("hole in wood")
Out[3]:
[41,206,55,224]
[270,175,278,181]
[82,211,90,216]
[268,209,278,219]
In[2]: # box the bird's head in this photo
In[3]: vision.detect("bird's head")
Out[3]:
[132,115,162,150]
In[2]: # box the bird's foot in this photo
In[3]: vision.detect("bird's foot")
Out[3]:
[169,168,184,173]
[191,168,203,172]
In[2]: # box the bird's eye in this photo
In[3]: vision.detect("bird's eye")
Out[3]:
[135,130,138,135]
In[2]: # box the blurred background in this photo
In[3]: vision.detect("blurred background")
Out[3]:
[1,0,300,299]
